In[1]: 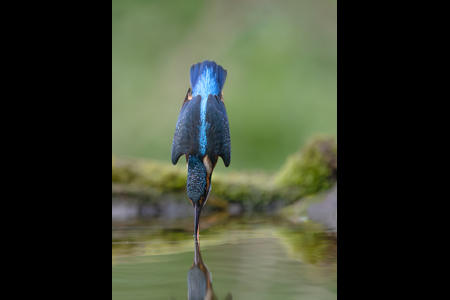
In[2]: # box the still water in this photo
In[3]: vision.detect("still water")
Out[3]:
[112,216,337,300]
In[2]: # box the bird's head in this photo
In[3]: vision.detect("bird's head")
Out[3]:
[187,155,214,235]
[187,155,213,208]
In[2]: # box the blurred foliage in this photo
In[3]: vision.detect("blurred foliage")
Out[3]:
[275,136,337,195]
[112,136,337,207]
[112,0,337,172]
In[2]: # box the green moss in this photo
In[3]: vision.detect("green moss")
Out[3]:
[275,136,337,196]
[213,172,274,204]
[112,156,186,191]
[112,135,337,207]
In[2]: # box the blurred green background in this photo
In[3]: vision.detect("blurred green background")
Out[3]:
[112,0,337,173]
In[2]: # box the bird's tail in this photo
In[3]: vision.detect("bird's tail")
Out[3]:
[190,60,227,92]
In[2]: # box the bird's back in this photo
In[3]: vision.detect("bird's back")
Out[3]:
[171,60,231,167]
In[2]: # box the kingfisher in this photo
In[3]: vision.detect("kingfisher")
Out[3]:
[171,60,231,236]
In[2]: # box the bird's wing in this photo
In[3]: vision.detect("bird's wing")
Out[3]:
[205,94,231,167]
[171,93,202,165]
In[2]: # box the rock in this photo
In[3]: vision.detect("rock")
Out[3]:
[307,183,337,230]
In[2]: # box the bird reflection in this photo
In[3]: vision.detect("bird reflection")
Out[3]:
[187,236,232,300]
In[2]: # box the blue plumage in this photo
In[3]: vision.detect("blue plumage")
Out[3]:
[171,60,230,236]
[191,61,227,156]
[172,60,230,168]
[190,60,227,94]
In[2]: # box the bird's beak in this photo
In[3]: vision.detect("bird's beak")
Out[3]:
[194,203,202,236]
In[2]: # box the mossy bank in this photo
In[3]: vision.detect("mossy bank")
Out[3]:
[112,136,337,211]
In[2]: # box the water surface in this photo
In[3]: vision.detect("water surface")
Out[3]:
[112,216,336,299]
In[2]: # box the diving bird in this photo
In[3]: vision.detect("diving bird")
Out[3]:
[171,60,231,236]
